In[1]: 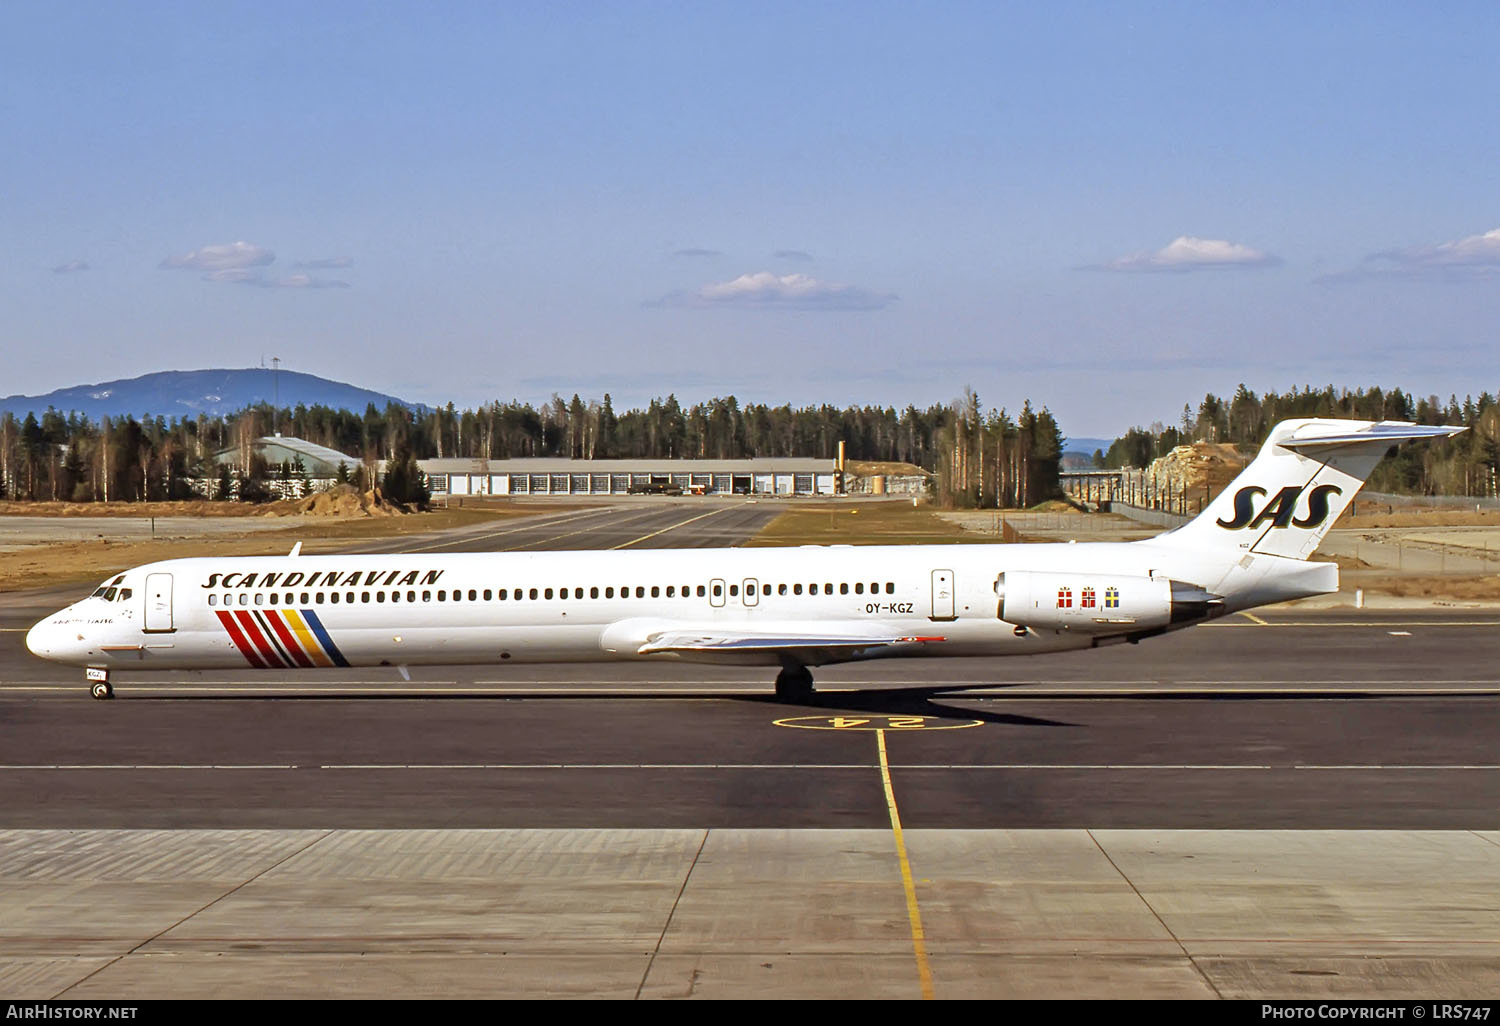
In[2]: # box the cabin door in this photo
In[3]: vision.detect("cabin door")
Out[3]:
[742,578,759,607]
[144,573,174,633]
[930,569,956,622]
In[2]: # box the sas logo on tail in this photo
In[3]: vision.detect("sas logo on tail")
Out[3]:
[1216,484,1343,530]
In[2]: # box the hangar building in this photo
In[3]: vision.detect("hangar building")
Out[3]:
[417,457,839,497]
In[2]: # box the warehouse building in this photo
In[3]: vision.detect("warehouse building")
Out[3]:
[417,457,839,497]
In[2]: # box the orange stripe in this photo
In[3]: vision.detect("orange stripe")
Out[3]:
[282,609,335,667]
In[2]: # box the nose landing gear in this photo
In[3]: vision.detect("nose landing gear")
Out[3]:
[86,667,113,701]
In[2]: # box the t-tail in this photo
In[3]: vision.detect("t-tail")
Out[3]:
[1144,419,1464,612]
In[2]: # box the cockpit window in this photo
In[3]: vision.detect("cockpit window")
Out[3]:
[103,587,118,601]
[118,588,132,601]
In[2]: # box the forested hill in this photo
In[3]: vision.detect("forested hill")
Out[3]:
[1100,385,1500,496]
[0,369,422,421]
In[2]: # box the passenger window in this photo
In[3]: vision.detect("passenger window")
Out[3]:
[606,587,614,598]
[696,585,706,597]
[437,590,446,601]
[886,583,895,594]
[665,586,674,598]
[407,590,416,602]
[793,584,802,595]
[840,583,848,594]
[855,583,864,594]
[392,591,401,602]
[208,594,216,606]
[575,587,583,599]
[469,589,478,601]
[779,584,788,595]
[316,592,325,603]
[747,584,756,597]
[545,588,554,600]
[362,592,370,603]
[651,586,659,598]
[712,583,722,598]
[377,592,385,603]
[238,594,248,606]
[530,588,539,600]
[591,587,599,599]
[729,584,738,597]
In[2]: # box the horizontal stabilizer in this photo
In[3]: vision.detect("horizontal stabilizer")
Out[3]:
[1278,423,1465,452]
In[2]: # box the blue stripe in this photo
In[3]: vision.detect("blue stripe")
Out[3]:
[301,609,351,668]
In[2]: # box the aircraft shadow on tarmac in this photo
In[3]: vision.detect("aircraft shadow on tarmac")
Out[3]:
[102,681,1076,727]
[740,684,1076,728]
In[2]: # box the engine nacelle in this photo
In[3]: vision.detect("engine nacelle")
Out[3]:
[995,571,1221,634]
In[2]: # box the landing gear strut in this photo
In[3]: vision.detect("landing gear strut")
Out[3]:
[86,667,113,701]
[774,663,814,703]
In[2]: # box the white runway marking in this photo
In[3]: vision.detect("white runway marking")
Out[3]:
[3,762,1497,772]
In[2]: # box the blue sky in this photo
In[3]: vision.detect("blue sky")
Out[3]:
[4,1,1498,437]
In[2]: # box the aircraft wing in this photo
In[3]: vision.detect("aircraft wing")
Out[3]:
[637,629,945,659]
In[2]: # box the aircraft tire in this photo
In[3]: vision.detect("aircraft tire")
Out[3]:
[775,666,814,703]
[89,681,113,701]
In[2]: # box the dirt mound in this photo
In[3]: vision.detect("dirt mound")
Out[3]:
[845,460,930,478]
[1145,442,1249,499]
[259,485,406,518]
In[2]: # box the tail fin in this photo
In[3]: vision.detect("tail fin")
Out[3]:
[1167,419,1464,561]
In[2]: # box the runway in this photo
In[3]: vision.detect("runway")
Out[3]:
[3,500,1499,998]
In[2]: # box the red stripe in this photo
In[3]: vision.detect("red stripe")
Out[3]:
[262,610,314,668]
[217,610,267,668]
[234,610,285,667]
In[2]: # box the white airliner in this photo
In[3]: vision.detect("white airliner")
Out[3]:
[27,418,1460,700]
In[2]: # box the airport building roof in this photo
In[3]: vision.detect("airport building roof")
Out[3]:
[211,436,364,478]
[416,457,835,474]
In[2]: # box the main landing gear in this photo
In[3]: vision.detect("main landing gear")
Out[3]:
[775,663,814,703]
[86,667,113,701]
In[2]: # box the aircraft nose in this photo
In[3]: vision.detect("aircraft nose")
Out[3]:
[25,619,55,658]
[26,617,76,661]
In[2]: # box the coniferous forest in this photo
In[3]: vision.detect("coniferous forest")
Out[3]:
[4,383,1493,508]
[1099,385,1500,497]
[0,390,1062,508]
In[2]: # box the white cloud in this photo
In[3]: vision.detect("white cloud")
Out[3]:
[1093,236,1279,272]
[1323,227,1500,283]
[51,260,89,274]
[661,271,896,310]
[159,241,275,272]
